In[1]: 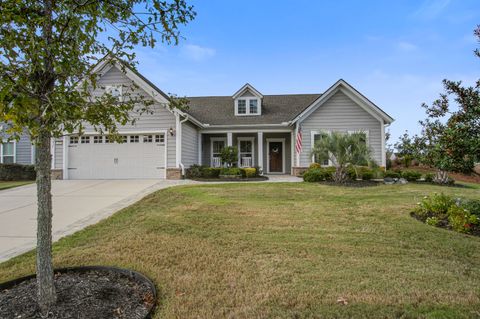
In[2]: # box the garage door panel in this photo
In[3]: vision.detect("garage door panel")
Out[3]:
[68,135,165,179]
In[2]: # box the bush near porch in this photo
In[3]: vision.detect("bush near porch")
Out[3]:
[186,165,260,180]
[0,163,36,181]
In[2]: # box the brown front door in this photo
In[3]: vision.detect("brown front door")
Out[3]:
[269,141,283,173]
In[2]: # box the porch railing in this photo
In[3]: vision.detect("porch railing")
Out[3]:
[212,157,222,168]
[240,157,252,168]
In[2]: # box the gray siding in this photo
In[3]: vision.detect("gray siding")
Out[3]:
[83,66,177,168]
[54,138,63,169]
[181,121,198,168]
[299,90,383,166]
[16,133,33,165]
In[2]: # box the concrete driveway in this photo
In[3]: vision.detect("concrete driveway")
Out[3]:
[0,179,192,262]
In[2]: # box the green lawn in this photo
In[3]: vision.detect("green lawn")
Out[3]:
[0,180,33,191]
[1,182,480,318]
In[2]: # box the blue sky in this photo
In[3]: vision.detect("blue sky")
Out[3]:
[133,0,479,143]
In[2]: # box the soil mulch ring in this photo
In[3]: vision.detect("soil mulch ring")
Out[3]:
[318,180,381,187]
[0,266,156,319]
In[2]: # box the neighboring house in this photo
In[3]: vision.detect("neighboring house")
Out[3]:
[1,59,394,179]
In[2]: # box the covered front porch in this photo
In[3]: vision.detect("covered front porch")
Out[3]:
[198,131,293,174]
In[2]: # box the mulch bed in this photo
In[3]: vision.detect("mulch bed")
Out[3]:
[410,212,480,237]
[318,180,380,187]
[0,268,155,319]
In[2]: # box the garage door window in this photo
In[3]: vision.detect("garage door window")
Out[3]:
[143,135,153,143]
[70,136,79,144]
[93,136,103,144]
[120,135,128,143]
[81,136,90,144]
[130,135,139,143]
[155,134,165,144]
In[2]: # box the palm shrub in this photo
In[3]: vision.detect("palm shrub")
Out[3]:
[311,131,373,183]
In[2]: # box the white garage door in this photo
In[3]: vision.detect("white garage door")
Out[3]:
[68,134,166,179]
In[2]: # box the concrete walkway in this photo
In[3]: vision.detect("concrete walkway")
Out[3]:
[0,175,301,262]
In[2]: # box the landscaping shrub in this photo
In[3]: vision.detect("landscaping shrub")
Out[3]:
[220,167,241,176]
[401,170,422,181]
[0,163,36,181]
[186,164,204,179]
[309,163,322,169]
[241,167,257,178]
[424,173,434,183]
[303,168,329,182]
[201,167,221,178]
[361,170,374,180]
[384,170,400,179]
[412,193,480,235]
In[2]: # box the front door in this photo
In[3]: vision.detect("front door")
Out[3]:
[269,141,283,173]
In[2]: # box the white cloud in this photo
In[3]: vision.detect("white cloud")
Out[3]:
[412,0,451,19]
[397,41,417,52]
[181,44,216,62]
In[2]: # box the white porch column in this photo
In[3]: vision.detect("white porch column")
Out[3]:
[50,138,55,169]
[257,131,263,174]
[227,132,233,147]
[198,133,202,165]
[62,136,69,180]
[294,123,300,167]
[290,130,294,174]
[175,112,181,167]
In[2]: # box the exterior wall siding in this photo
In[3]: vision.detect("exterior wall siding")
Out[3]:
[181,121,198,168]
[16,133,33,165]
[298,90,383,166]
[83,66,177,168]
[54,138,63,169]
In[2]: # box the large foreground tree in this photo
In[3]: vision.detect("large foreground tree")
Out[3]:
[405,25,480,183]
[0,0,195,313]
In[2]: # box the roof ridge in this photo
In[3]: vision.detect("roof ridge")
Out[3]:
[187,93,322,98]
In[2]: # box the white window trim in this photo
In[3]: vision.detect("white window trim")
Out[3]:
[266,138,285,174]
[105,85,123,102]
[235,98,262,116]
[0,140,16,164]
[347,130,370,146]
[237,137,255,167]
[310,130,332,166]
[210,137,226,166]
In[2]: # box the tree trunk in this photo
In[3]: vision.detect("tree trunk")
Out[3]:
[334,166,347,183]
[433,169,450,184]
[36,131,56,313]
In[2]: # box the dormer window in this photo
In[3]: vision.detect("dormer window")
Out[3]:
[233,83,263,116]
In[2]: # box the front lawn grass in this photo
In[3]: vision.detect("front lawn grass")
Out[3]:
[0,180,33,191]
[1,183,479,318]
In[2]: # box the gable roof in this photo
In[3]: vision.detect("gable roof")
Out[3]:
[186,94,321,126]
[292,79,394,124]
[232,83,264,99]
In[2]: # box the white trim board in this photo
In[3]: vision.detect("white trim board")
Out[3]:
[266,138,286,174]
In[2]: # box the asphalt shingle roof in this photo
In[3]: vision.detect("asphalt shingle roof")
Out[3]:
[185,94,322,125]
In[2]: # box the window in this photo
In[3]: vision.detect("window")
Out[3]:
[93,136,103,144]
[236,98,260,115]
[143,135,153,143]
[105,85,123,101]
[237,99,246,114]
[238,139,254,167]
[70,136,79,144]
[155,134,165,143]
[312,132,330,166]
[130,135,139,143]
[249,99,258,114]
[81,136,90,144]
[1,142,15,164]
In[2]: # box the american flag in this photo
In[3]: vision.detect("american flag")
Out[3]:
[295,126,302,154]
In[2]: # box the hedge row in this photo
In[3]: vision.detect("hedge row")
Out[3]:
[0,164,36,181]
[186,165,260,179]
